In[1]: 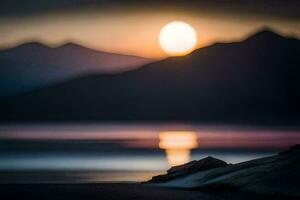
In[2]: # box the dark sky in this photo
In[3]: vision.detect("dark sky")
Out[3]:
[1,0,299,20]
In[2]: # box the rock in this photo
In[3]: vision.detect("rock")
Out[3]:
[148,156,228,183]
[168,156,228,174]
[146,145,300,198]
[279,144,300,154]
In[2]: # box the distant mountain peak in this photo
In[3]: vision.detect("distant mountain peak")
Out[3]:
[3,42,51,51]
[20,41,49,47]
[56,42,85,49]
[255,28,281,37]
[246,27,285,42]
[4,41,91,52]
[255,26,278,34]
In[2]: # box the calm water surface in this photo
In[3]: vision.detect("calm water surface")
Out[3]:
[0,124,299,182]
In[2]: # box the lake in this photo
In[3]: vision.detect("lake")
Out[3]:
[0,123,299,183]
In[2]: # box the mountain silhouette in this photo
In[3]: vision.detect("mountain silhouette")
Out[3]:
[1,29,299,124]
[0,42,150,97]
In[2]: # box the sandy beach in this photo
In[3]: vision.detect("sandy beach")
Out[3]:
[0,183,294,200]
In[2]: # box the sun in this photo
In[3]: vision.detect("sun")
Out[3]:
[159,21,197,56]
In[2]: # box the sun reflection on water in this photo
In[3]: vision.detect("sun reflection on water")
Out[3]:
[159,131,198,166]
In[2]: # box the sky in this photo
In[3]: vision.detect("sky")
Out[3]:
[0,0,299,58]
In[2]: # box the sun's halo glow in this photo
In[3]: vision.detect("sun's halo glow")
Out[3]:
[159,21,197,56]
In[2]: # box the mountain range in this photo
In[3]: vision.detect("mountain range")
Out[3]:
[0,42,151,97]
[1,28,299,124]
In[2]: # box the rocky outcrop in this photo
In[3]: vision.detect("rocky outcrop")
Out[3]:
[279,144,300,154]
[147,145,300,198]
[148,157,228,183]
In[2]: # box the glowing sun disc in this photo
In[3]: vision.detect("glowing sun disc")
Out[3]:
[159,21,197,56]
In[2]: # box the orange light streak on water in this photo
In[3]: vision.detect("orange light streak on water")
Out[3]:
[159,131,197,166]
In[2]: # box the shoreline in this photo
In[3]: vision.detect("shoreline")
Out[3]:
[0,182,280,200]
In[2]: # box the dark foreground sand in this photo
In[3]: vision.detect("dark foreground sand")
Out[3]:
[0,183,291,200]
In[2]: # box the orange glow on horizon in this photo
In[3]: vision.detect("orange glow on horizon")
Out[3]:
[1,9,298,59]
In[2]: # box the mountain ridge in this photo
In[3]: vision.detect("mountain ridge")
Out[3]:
[1,41,152,59]
[1,29,299,124]
[0,41,151,97]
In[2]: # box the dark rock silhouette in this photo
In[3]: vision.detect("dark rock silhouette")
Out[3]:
[0,42,150,97]
[148,157,228,183]
[146,145,300,198]
[279,144,300,154]
[1,28,300,124]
